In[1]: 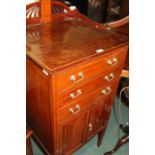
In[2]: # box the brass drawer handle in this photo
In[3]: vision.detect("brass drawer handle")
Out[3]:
[70,72,84,83]
[69,104,81,115]
[107,57,118,66]
[104,73,115,81]
[88,123,93,131]
[69,89,82,99]
[101,87,112,95]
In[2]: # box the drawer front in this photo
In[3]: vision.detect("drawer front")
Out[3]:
[59,69,121,107]
[57,46,128,91]
[58,82,117,123]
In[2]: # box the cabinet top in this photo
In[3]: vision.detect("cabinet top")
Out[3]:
[26,17,128,73]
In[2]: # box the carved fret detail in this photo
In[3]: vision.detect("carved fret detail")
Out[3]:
[26,1,72,25]
[52,5,68,14]
[26,6,40,19]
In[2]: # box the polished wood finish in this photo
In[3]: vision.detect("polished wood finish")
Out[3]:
[105,16,129,29]
[59,80,117,123]
[40,0,52,23]
[87,97,112,141]
[59,69,121,107]
[60,108,90,155]
[26,19,128,72]
[26,2,128,155]
[56,48,126,91]
[26,58,53,153]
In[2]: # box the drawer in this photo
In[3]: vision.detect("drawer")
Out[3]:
[58,82,117,123]
[57,46,128,91]
[59,69,121,107]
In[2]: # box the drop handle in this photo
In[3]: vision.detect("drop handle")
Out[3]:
[107,57,118,66]
[70,72,84,83]
[69,89,82,99]
[104,73,115,81]
[101,87,112,95]
[88,123,93,131]
[69,104,81,115]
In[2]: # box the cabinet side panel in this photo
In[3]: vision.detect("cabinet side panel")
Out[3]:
[26,57,52,153]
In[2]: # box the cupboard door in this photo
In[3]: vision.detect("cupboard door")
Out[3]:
[60,108,89,155]
[87,97,113,140]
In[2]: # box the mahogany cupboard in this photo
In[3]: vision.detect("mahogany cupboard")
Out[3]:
[26,1,128,155]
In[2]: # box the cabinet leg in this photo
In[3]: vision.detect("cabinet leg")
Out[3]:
[104,134,129,155]
[97,129,105,147]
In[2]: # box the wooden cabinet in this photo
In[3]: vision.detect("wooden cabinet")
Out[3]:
[26,13,128,155]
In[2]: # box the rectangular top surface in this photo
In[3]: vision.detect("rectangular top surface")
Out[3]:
[26,17,128,73]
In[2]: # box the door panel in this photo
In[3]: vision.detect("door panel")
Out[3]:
[87,97,113,140]
[60,108,89,155]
